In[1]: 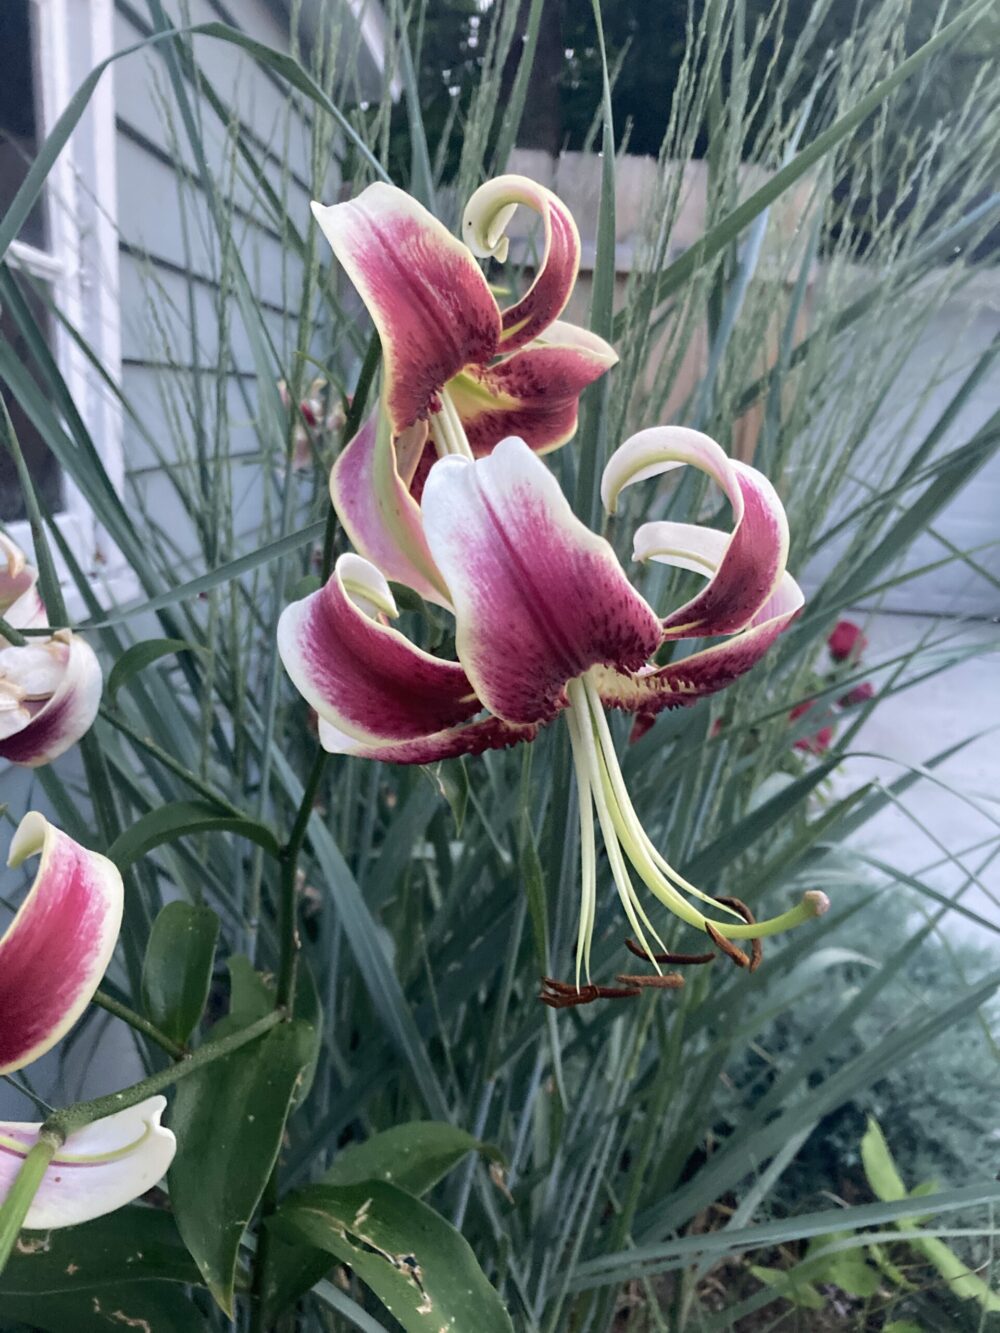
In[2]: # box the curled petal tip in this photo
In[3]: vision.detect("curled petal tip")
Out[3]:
[804,890,831,917]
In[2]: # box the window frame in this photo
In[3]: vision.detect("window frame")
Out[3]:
[4,0,135,611]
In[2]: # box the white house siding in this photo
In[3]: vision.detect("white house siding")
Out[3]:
[113,0,325,562]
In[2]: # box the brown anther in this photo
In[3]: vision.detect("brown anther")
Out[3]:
[538,976,641,1009]
[705,921,750,969]
[625,938,715,966]
[713,895,763,972]
[615,972,686,990]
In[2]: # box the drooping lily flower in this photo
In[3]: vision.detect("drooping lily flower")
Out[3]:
[0,533,46,635]
[279,427,826,975]
[313,176,617,604]
[0,812,124,1076]
[0,1096,176,1230]
[0,630,102,767]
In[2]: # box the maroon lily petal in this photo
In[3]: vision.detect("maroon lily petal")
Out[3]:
[277,553,481,745]
[463,176,581,353]
[421,439,662,725]
[596,573,804,717]
[0,813,124,1076]
[445,321,618,456]
[317,713,539,763]
[329,412,451,606]
[311,185,501,437]
[605,426,790,638]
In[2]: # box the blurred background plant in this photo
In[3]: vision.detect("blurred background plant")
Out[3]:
[0,0,998,1328]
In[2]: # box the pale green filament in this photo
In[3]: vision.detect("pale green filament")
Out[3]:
[561,672,830,974]
[434,389,475,459]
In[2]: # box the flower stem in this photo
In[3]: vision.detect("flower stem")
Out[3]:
[0,1135,59,1272]
[92,989,188,1060]
[0,615,27,646]
[42,1010,284,1141]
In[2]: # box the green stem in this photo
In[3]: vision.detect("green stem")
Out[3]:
[0,615,27,646]
[99,708,245,816]
[0,1136,59,1272]
[92,989,188,1060]
[42,1009,283,1141]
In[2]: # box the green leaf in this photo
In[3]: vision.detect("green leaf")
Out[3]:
[0,1207,201,1293]
[0,1208,207,1332]
[748,1263,825,1310]
[264,1122,491,1320]
[324,1122,497,1196]
[271,1180,515,1333]
[883,1323,925,1333]
[804,1234,881,1298]
[108,799,281,870]
[861,1117,909,1203]
[429,759,469,836]
[0,1286,211,1332]
[219,956,322,1107]
[169,1020,314,1315]
[141,902,220,1044]
[107,639,205,704]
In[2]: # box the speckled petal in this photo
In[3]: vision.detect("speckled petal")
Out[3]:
[463,176,581,353]
[446,321,618,456]
[597,572,804,716]
[0,1096,175,1229]
[312,185,501,436]
[421,438,662,725]
[317,714,538,763]
[277,553,480,745]
[0,813,123,1076]
[605,425,790,638]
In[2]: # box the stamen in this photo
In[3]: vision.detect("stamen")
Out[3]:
[565,678,666,967]
[434,390,475,460]
[564,700,597,986]
[539,977,641,1009]
[614,972,685,990]
[713,896,763,972]
[624,938,715,966]
[579,672,830,946]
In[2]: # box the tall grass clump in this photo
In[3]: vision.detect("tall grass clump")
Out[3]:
[0,0,998,1329]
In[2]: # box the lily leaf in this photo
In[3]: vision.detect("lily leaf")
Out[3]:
[107,639,205,704]
[169,1019,315,1316]
[271,1180,515,1332]
[108,799,281,870]
[141,901,220,1044]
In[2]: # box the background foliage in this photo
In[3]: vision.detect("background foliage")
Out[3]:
[1,0,999,1328]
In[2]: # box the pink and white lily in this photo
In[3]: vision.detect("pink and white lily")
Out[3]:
[0,815,176,1228]
[0,812,123,1077]
[315,176,617,605]
[0,533,46,635]
[0,1097,176,1230]
[279,428,825,974]
[0,632,102,768]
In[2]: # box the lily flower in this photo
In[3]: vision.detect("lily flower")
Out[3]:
[0,816,174,1230]
[313,175,617,605]
[0,533,46,635]
[0,812,123,1077]
[279,427,826,976]
[0,1096,176,1230]
[0,630,102,767]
